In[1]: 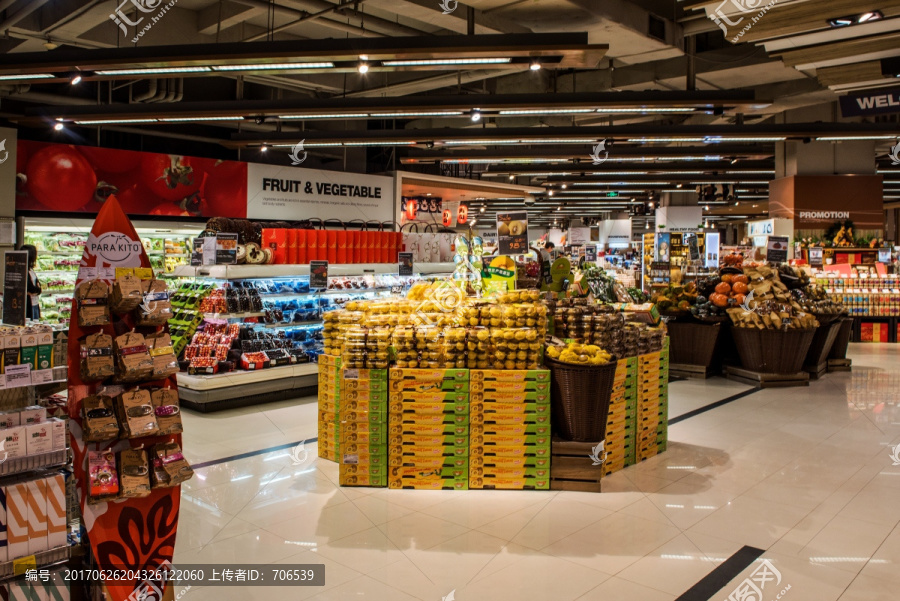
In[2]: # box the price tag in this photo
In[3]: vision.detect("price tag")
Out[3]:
[344,369,359,380]
[390,286,403,295]
[77,267,97,281]
[134,267,154,280]
[5,364,32,388]
[13,555,36,575]
[115,267,135,278]
[99,267,116,280]
[30,369,54,385]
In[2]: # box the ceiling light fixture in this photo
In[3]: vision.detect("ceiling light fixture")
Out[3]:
[0,73,55,81]
[158,116,244,122]
[498,109,594,115]
[370,111,464,118]
[470,109,482,122]
[829,10,883,26]
[70,74,82,85]
[817,136,897,141]
[279,113,369,119]
[561,184,567,189]
[212,62,334,71]
[94,66,212,75]
[357,62,369,74]
[53,122,64,131]
[73,118,159,124]
[598,108,695,114]
[382,58,512,66]
[530,61,542,71]
[260,145,268,152]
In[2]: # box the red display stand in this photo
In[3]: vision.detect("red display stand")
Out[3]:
[66,197,182,601]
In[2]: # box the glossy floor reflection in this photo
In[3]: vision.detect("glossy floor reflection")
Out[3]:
[175,344,900,601]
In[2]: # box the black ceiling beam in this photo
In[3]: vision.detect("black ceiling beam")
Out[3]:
[22,90,763,124]
[226,122,900,146]
[0,33,604,74]
[481,160,775,174]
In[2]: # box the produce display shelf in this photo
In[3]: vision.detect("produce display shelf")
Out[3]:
[0,450,68,478]
[177,363,319,412]
[173,263,456,280]
[0,546,69,582]
[262,319,323,329]
[202,311,266,319]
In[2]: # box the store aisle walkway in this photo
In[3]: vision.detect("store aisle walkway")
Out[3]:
[174,344,900,601]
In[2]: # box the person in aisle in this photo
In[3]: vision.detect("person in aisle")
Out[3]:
[20,244,42,320]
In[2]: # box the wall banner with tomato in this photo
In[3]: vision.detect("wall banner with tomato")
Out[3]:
[16,140,248,218]
[247,163,394,223]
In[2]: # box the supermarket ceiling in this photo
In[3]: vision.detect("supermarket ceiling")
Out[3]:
[1,0,899,225]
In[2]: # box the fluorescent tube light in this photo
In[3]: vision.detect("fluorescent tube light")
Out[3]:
[382,58,512,66]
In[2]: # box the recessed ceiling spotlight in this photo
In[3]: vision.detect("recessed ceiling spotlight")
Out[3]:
[470,109,482,122]
[70,74,83,85]
[561,184,567,189]
[548,190,554,196]
[676,183,683,188]
[53,122,64,131]
[530,61,542,71]
[829,10,882,27]
[357,62,369,74]
[260,144,268,152]
[704,204,710,210]
[509,175,515,180]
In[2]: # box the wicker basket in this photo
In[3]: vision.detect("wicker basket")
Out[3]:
[828,317,854,360]
[731,326,816,373]
[804,321,841,370]
[667,321,722,367]
[546,358,617,442]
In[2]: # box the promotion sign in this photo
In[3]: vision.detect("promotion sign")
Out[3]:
[584,246,597,262]
[248,164,394,223]
[2,251,28,326]
[398,252,413,276]
[656,233,671,263]
[496,212,529,255]
[766,236,789,264]
[685,233,701,262]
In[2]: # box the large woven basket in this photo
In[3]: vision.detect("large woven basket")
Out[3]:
[828,317,854,360]
[546,358,617,442]
[731,326,816,373]
[804,321,841,370]
[667,321,722,367]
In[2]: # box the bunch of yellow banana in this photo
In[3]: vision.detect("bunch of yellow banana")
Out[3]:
[546,343,612,366]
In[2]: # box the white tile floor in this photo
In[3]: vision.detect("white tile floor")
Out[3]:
[173,344,900,601]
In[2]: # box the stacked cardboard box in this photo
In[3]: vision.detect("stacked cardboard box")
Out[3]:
[388,369,469,490]
[317,355,342,461]
[0,471,67,562]
[339,369,389,487]
[469,370,551,490]
[636,349,668,461]
[604,357,638,475]
[658,342,670,453]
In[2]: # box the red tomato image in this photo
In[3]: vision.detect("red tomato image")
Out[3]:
[24,145,97,211]
[202,160,247,218]
[149,202,191,216]
[140,154,203,202]
[116,183,160,215]
[78,146,142,174]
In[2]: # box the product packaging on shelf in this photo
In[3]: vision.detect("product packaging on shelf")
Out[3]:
[109,273,144,314]
[136,279,174,326]
[146,332,179,379]
[80,332,115,382]
[151,388,183,436]
[150,442,193,488]
[115,389,160,439]
[88,450,119,499]
[114,331,154,382]
[26,478,49,554]
[2,426,25,460]
[47,473,67,548]
[6,482,30,559]
[118,448,151,498]
[82,394,119,442]
[25,422,53,456]
[75,280,110,327]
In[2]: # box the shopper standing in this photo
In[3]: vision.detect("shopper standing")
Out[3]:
[20,244,42,321]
